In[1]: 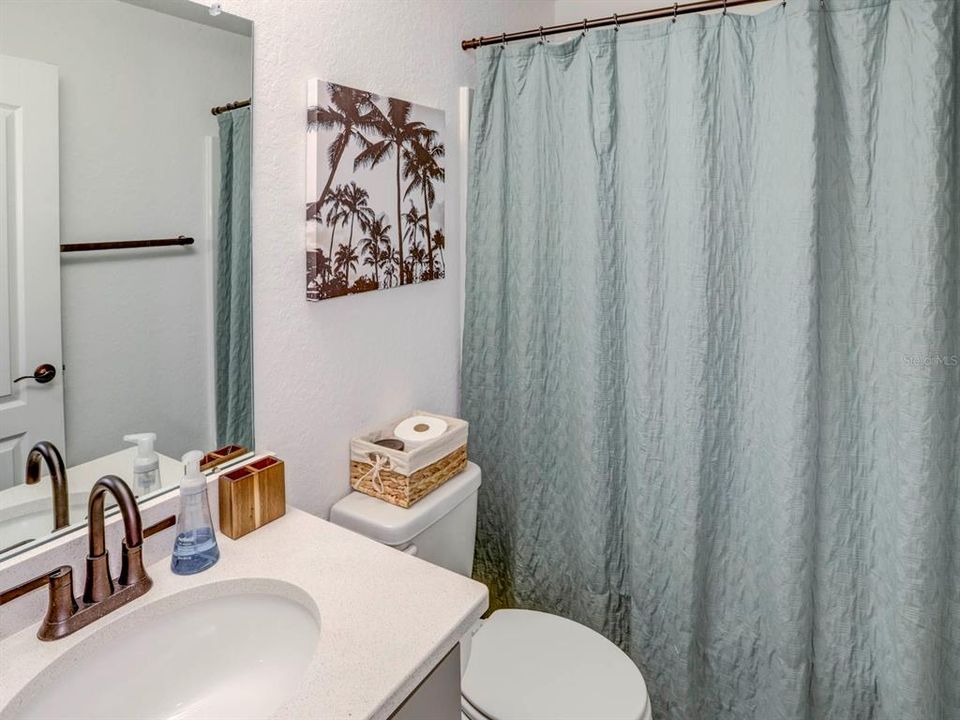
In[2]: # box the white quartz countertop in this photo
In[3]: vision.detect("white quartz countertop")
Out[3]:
[0,507,489,719]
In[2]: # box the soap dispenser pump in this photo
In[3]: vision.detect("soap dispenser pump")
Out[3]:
[123,433,160,494]
[171,451,220,576]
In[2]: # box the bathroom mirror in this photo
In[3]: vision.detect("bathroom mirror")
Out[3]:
[0,0,254,560]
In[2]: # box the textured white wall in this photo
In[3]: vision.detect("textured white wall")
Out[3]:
[222,0,553,519]
[0,0,252,465]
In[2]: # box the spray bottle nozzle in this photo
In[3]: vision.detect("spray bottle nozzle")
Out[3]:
[180,450,206,492]
[124,433,159,472]
[182,450,203,475]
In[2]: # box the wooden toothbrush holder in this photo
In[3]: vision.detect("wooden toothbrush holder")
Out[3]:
[218,456,286,539]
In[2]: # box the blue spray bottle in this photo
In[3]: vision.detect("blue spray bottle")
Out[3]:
[171,451,220,575]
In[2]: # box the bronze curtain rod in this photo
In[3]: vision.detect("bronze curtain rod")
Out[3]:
[462,0,775,50]
[60,236,195,253]
[211,98,251,116]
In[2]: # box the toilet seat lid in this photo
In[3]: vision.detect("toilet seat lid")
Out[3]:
[461,609,650,720]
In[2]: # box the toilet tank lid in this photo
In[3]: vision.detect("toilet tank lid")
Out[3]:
[329,462,481,546]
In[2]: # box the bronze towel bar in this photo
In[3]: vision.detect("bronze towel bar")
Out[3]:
[60,236,195,253]
[211,98,251,116]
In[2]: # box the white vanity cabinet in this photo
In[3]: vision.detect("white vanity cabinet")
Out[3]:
[391,645,462,719]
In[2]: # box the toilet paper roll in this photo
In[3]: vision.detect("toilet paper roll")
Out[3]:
[393,415,448,445]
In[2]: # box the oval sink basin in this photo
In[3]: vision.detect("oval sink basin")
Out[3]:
[6,581,320,720]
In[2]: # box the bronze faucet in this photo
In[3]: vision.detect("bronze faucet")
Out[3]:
[0,475,154,641]
[83,475,150,604]
[25,441,70,531]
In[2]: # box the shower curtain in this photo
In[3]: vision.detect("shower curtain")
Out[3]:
[461,1,958,718]
[215,107,253,449]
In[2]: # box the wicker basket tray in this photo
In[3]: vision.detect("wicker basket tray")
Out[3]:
[350,411,468,508]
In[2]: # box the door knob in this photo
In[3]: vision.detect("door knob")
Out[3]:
[13,363,57,385]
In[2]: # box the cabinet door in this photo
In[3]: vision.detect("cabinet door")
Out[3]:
[391,643,461,720]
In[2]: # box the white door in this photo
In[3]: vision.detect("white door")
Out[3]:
[0,55,65,491]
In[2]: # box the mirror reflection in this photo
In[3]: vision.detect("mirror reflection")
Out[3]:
[0,0,254,558]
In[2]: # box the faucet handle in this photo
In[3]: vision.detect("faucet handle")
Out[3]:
[0,567,62,605]
[119,541,149,587]
[117,514,174,587]
[0,566,78,639]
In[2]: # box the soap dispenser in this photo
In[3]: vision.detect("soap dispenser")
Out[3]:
[171,451,220,575]
[123,433,160,494]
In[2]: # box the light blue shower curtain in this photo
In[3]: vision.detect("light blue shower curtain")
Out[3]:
[461,1,959,718]
[215,107,253,449]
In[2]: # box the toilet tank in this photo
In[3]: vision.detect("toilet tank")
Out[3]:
[329,462,481,577]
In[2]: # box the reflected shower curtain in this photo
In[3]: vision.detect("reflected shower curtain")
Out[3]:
[215,107,253,449]
[461,1,959,718]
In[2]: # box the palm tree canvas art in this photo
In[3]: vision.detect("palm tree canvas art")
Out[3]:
[306,80,446,301]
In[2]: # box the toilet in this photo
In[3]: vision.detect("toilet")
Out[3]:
[330,462,653,720]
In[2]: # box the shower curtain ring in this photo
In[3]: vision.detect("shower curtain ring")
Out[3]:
[582,18,588,36]
[501,32,507,47]
[722,0,728,15]
[539,25,545,44]
[673,2,679,22]
[613,13,619,31]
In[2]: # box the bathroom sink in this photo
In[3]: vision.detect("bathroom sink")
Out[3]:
[4,581,320,720]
